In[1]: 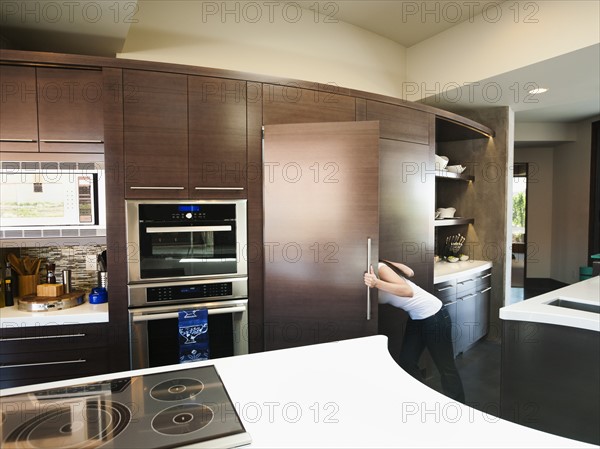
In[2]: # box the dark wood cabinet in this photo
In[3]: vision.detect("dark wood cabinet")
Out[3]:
[263,84,355,125]
[37,68,104,153]
[0,66,105,154]
[124,70,188,198]
[188,76,247,198]
[0,323,109,389]
[0,65,39,152]
[367,100,431,145]
[263,121,380,350]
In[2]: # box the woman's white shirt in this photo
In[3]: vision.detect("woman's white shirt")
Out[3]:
[377,263,442,320]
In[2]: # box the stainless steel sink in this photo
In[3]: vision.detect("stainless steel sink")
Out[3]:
[546,298,600,314]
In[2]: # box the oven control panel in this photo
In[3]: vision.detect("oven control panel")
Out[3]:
[147,282,233,303]
[128,276,248,308]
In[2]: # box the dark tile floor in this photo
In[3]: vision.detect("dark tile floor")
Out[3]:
[424,278,568,417]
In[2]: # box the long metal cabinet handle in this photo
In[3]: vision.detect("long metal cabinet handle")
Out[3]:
[0,333,86,342]
[1,359,86,369]
[0,138,37,142]
[480,287,492,293]
[479,273,492,279]
[132,306,247,322]
[129,186,185,190]
[437,286,454,292]
[194,187,244,191]
[366,237,372,321]
[146,225,232,233]
[40,139,104,143]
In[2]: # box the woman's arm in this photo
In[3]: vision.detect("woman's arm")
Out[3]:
[364,264,414,298]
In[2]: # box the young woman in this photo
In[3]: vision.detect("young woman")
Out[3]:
[364,260,465,402]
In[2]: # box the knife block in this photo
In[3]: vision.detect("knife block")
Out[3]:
[37,283,65,297]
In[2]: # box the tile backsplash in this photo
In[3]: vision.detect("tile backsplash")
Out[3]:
[5,244,107,292]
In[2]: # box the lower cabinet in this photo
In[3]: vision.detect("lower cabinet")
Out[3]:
[434,266,491,357]
[0,323,109,389]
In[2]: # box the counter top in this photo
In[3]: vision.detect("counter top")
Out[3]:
[0,335,592,448]
[500,276,600,332]
[0,300,108,328]
[434,259,492,283]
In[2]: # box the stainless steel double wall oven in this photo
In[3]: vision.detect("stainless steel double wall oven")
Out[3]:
[126,200,248,369]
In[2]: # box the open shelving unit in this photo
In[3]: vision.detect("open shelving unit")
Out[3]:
[434,218,475,227]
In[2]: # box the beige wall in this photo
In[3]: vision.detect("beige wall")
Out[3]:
[514,146,554,278]
[119,0,407,98]
[407,1,600,88]
[551,116,599,283]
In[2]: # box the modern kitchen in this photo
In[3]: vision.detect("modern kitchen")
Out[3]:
[0,1,599,448]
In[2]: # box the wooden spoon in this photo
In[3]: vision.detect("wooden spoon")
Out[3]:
[23,256,37,275]
[7,253,25,276]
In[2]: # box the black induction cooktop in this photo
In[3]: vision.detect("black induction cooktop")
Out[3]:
[0,365,251,449]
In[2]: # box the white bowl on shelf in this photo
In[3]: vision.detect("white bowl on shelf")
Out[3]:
[435,154,449,170]
[446,165,466,174]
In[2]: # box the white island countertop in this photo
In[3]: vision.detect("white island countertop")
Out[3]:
[500,276,600,332]
[0,300,108,328]
[1,335,593,448]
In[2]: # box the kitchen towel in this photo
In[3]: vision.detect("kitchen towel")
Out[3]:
[178,308,210,363]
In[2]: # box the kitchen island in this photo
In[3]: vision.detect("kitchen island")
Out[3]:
[1,335,593,448]
[499,276,600,445]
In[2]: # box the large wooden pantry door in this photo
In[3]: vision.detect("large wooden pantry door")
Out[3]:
[263,121,379,350]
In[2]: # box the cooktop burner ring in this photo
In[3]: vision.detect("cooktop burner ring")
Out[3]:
[151,403,214,435]
[150,378,204,402]
[4,400,131,449]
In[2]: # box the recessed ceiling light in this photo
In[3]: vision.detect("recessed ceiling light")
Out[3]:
[528,87,549,95]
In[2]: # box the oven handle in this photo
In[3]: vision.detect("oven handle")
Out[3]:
[146,225,232,233]
[132,306,247,322]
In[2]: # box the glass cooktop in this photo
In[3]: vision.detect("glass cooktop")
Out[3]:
[0,365,251,449]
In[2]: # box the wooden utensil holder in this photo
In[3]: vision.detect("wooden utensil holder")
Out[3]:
[18,274,39,297]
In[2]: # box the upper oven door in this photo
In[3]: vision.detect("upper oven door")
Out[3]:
[126,200,247,283]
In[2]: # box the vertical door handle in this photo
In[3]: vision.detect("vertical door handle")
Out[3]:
[366,237,372,321]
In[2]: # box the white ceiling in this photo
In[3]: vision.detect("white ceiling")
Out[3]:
[1,0,598,124]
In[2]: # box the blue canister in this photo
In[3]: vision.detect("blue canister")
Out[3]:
[89,287,108,304]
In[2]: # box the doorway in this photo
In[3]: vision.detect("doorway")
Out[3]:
[511,163,528,290]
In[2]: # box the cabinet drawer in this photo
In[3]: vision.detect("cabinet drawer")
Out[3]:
[0,347,109,389]
[476,268,492,288]
[456,275,477,295]
[0,324,107,355]
[433,279,456,302]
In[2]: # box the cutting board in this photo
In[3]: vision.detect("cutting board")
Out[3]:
[17,290,86,312]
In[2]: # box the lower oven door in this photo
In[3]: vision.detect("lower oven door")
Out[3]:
[129,299,248,370]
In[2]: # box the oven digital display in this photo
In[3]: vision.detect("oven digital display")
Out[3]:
[147,282,233,302]
[178,205,201,212]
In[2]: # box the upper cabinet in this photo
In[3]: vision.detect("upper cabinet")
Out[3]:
[188,76,247,198]
[37,68,104,153]
[123,70,248,199]
[0,65,38,152]
[366,100,431,145]
[123,70,189,199]
[0,66,104,154]
[263,84,355,125]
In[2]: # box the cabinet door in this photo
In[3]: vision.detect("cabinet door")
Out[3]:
[475,286,491,340]
[443,301,459,357]
[0,65,38,152]
[379,139,434,289]
[124,70,188,198]
[188,76,247,198]
[456,291,477,354]
[37,68,104,153]
[263,84,355,125]
[263,121,379,350]
[366,100,431,144]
